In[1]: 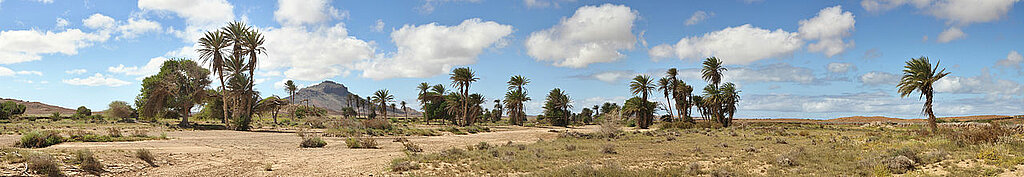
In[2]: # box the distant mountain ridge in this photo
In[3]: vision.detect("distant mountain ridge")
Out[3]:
[0,98,76,115]
[285,81,418,116]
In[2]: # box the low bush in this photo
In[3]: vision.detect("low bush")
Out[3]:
[107,127,123,137]
[345,137,378,149]
[602,144,617,154]
[944,123,1011,145]
[17,130,64,148]
[136,149,156,167]
[363,119,392,130]
[130,129,149,137]
[403,142,423,152]
[75,149,104,175]
[390,159,420,172]
[300,136,327,148]
[27,153,62,177]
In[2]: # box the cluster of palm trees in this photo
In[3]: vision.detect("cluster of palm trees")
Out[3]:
[542,88,572,127]
[628,57,741,128]
[504,75,530,125]
[416,67,487,126]
[197,21,266,130]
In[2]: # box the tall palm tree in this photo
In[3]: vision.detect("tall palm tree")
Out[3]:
[284,80,297,103]
[543,88,572,127]
[400,101,408,120]
[676,81,694,123]
[417,82,430,105]
[657,77,675,121]
[197,30,231,125]
[720,83,740,127]
[629,75,655,129]
[702,57,727,86]
[240,29,266,92]
[897,57,950,133]
[506,75,530,125]
[450,67,479,126]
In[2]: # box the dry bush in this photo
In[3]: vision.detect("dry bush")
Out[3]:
[130,129,148,137]
[602,144,617,154]
[881,155,915,174]
[300,136,327,148]
[107,127,123,138]
[688,162,703,175]
[775,148,803,167]
[136,149,156,167]
[565,144,577,151]
[473,142,491,151]
[403,142,423,152]
[391,160,420,172]
[362,119,392,130]
[393,137,409,143]
[944,123,1011,144]
[27,153,62,177]
[345,137,378,149]
[74,149,104,175]
[598,118,622,138]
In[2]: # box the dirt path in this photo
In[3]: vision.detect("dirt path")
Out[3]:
[26,125,597,176]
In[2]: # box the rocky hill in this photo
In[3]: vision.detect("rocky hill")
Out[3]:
[0,98,76,115]
[285,81,418,116]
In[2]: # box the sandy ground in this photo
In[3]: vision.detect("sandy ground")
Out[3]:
[0,125,597,177]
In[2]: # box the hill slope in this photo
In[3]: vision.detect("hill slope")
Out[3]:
[285,81,418,116]
[0,98,76,115]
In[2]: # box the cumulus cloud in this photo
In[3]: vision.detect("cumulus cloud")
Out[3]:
[139,0,234,41]
[799,5,856,57]
[55,18,70,29]
[65,69,87,74]
[274,0,346,26]
[117,18,162,39]
[860,71,899,85]
[995,50,1022,73]
[0,28,109,64]
[862,0,1018,43]
[936,27,965,43]
[62,73,130,87]
[261,23,375,81]
[827,62,856,73]
[526,4,638,68]
[83,14,117,30]
[684,11,712,26]
[372,19,385,32]
[934,73,1024,96]
[360,18,513,79]
[675,64,819,84]
[108,57,169,79]
[742,92,918,114]
[649,24,802,65]
[576,70,635,83]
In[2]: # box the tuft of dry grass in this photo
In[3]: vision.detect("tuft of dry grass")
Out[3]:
[601,144,617,154]
[27,153,62,177]
[74,149,104,175]
[136,149,156,167]
[345,137,378,149]
[300,136,327,148]
[107,127,123,137]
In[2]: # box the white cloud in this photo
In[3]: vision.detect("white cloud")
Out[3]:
[649,24,802,65]
[684,11,711,26]
[995,50,1022,73]
[675,64,819,84]
[742,92,919,114]
[418,0,481,14]
[799,5,856,57]
[372,19,385,32]
[65,69,88,74]
[107,57,169,79]
[525,3,638,68]
[274,0,346,26]
[0,29,109,64]
[583,70,634,83]
[261,24,375,81]
[826,62,856,73]
[32,0,53,3]
[360,18,513,79]
[0,66,42,76]
[83,13,116,30]
[936,27,965,43]
[55,18,69,29]
[935,73,1024,96]
[62,73,130,87]
[860,71,899,85]
[118,18,162,39]
[138,0,234,41]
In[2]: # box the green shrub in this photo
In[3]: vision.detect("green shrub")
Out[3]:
[104,101,134,119]
[136,149,156,167]
[0,101,27,120]
[300,136,327,148]
[17,131,64,148]
[73,106,92,119]
[49,112,61,121]
[27,153,62,177]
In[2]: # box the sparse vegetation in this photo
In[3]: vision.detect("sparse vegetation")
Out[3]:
[17,130,64,148]
[74,149,104,175]
[301,136,327,148]
[136,149,156,167]
[27,153,63,177]
[345,137,378,149]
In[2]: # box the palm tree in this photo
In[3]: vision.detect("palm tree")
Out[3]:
[197,30,231,125]
[450,67,479,126]
[400,101,408,120]
[897,57,950,133]
[506,75,530,125]
[240,29,266,93]
[657,77,675,121]
[720,83,740,127]
[284,80,297,103]
[676,80,694,123]
[543,88,572,127]
[629,75,655,129]
[372,90,393,120]
[417,82,430,104]
[702,57,727,86]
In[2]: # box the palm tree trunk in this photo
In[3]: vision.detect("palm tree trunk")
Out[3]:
[925,92,938,133]
[218,70,230,127]
[664,94,674,122]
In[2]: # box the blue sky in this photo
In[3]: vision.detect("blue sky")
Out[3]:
[0,0,1022,119]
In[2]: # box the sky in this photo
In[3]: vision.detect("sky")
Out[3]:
[0,0,1022,119]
